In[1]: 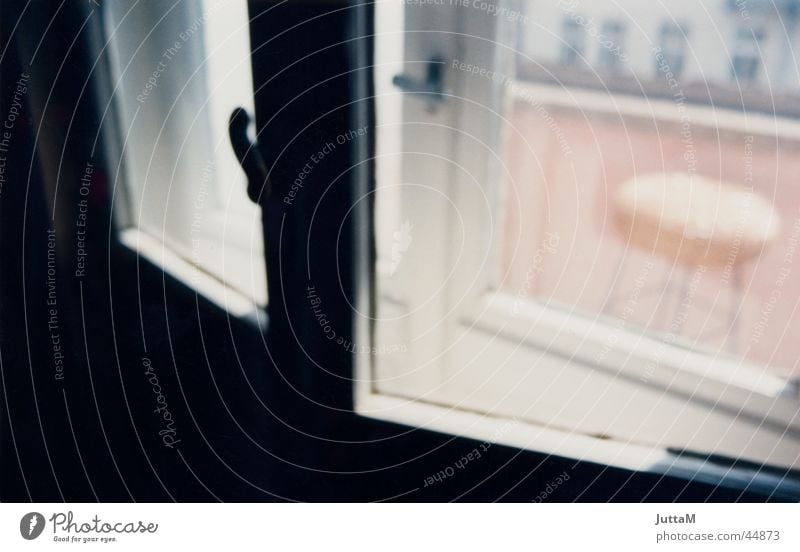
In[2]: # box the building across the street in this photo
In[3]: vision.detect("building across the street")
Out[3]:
[516,0,800,107]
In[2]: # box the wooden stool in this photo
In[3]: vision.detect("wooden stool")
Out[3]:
[607,172,780,352]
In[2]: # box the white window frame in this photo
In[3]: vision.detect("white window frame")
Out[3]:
[359,0,800,477]
[104,0,266,316]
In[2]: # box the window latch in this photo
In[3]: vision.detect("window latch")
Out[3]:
[392,57,447,111]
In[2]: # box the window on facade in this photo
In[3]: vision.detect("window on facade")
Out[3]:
[656,22,688,78]
[731,27,764,84]
[597,20,626,71]
[560,18,585,67]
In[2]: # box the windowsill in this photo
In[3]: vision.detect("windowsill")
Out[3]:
[119,228,267,327]
[466,292,796,410]
[360,288,800,477]
[355,391,800,500]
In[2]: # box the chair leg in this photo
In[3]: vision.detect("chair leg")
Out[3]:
[728,268,740,355]
[665,267,690,337]
[600,246,627,316]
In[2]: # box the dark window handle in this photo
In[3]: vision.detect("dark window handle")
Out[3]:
[392,57,447,110]
[229,107,270,204]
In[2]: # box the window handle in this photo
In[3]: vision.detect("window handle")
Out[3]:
[229,107,270,204]
[392,57,447,110]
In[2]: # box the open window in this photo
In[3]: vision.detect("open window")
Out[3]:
[360,0,800,485]
[104,0,266,315]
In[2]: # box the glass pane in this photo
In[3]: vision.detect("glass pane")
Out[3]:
[106,0,266,305]
[502,0,800,378]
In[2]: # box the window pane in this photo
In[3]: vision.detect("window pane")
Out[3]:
[508,0,800,378]
[371,0,800,469]
[106,0,266,305]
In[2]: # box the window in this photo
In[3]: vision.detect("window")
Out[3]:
[364,0,800,476]
[598,20,626,71]
[656,22,688,78]
[105,0,266,314]
[731,27,764,84]
[560,18,585,67]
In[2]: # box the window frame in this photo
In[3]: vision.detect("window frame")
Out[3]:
[103,0,267,313]
[358,0,800,481]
